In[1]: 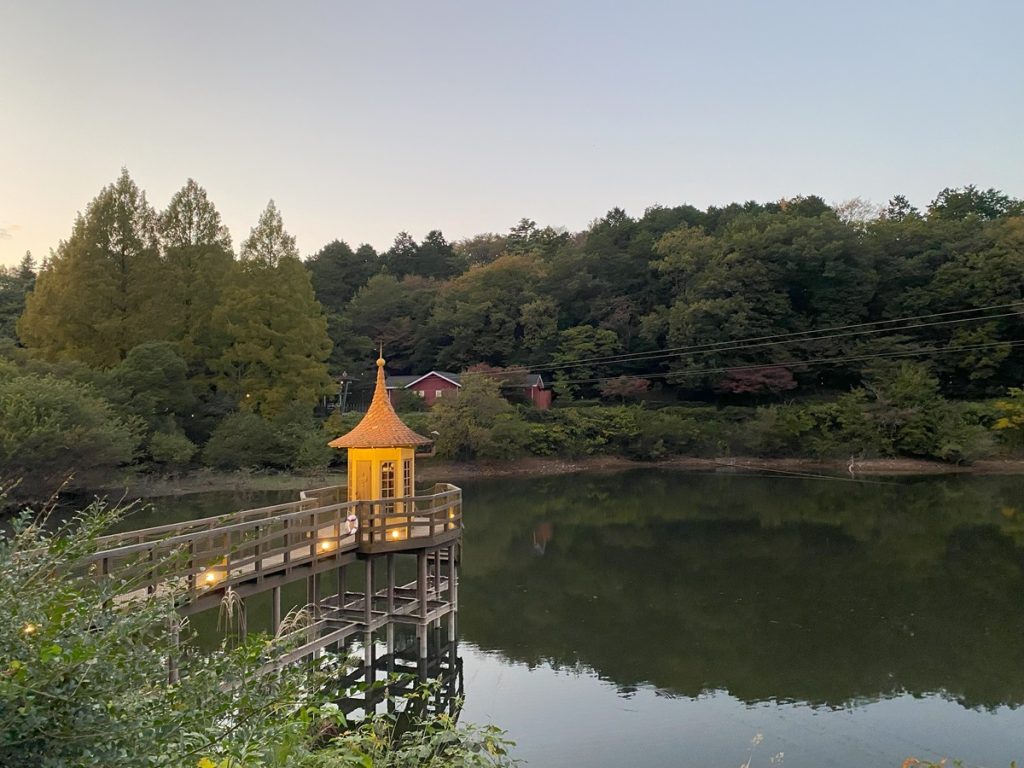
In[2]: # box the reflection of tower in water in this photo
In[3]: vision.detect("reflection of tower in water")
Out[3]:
[532,521,554,555]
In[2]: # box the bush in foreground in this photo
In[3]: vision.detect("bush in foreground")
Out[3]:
[0,501,516,768]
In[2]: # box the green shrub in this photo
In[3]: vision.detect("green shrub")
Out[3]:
[736,405,815,457]
[292,428,334,472]
[148,430,197,465]
[391,388,428,412]
[0,503,312,766]
[202,411,289,469]
[432,375,527,460]
[0,502,517,768]
[0,373,142,496]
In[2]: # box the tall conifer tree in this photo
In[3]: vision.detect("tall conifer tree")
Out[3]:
[159,179,235,369]
[211,201,332,416]
[19,169,165,365]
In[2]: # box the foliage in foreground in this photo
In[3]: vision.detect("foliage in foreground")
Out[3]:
[0,501,516,768]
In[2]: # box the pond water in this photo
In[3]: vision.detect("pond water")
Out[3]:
[127,470,1024,767]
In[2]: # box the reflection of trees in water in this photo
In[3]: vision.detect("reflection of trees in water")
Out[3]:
[459,471,1024,709]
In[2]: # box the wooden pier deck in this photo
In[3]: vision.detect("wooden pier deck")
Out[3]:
[79,482,463,683]
[82,483,462,615]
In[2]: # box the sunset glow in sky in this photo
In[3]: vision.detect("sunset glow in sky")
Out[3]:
[1,0,1022,266]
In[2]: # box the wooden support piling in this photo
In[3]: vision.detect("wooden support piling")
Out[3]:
[417,552,428,618]
[364,558,373,625]
[168,617,180,684]
[448,543,458,607]
[271,585,281,635]
[433,549,441,597]
[307,573,318,614]
[386,554,395,614]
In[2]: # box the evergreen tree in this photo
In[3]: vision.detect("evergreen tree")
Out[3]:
[240,200,296,267]
[306,239,377,312]
[18,169,166,366]
[382,231,419,277]
[211,203,332,416]
[0,252,35,341]
[159,179,235,369]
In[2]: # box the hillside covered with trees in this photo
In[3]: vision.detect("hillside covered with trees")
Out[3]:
[1,171,1023,498]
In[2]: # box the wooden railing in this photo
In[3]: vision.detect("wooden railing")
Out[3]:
[358,484,462,554]
[80,483,462,605]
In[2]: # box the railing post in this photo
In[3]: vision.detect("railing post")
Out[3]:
[253,524,262,582]
[309,510,316,559]
[101,555,111,609]
[147,547,156,595]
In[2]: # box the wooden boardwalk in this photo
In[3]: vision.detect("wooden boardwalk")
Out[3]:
[82,483,462,616]
[80,482,463,683]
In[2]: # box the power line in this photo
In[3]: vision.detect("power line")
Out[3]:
[470,300,1024,378]
[542,309,1022,376]
[547,338,1024,387]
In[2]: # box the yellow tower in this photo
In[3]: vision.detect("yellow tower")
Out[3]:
[329,353,432,540]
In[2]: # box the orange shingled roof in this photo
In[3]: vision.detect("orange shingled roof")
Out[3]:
[328,357,432,449]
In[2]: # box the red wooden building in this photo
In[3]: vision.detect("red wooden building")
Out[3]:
[386,370,552,409]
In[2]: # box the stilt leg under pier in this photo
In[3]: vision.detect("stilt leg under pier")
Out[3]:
[417,624,428,678]
[307,573,318,613]
[168,617,180,684]
[433,549,441,597]
[364,558,373,626]
[271,585,281,635]
[417,552,428,618]
[386,554,395,615]
[386,623,396,715]
[337,564,347,609]
[363,630,373,668]
[448,543,458,607]
[238,597,247,644]
[363,630,374,713]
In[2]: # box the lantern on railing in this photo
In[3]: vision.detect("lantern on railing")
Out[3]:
[197,558,227,589]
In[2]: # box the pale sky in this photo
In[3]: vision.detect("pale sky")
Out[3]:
[1,0,1022,267]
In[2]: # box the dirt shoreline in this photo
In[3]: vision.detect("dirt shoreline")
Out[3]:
[102,455,1024,498]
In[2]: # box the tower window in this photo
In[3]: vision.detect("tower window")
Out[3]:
[381,461,395,513]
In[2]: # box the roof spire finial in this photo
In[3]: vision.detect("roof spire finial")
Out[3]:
[327,349,432,449]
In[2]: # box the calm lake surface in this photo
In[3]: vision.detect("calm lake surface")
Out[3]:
[127,470,1024,767]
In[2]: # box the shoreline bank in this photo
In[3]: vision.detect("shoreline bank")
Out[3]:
[97,455,1024,499]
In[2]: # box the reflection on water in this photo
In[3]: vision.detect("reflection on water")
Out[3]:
[136,471,1024,767]
[455,470,1024,766]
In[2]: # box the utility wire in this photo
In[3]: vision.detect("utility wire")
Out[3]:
[470,300,1024,377]
[546,338,1024,387]
[523,309,1023,377]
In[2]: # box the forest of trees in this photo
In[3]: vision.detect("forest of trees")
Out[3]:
[1,170,1023,497]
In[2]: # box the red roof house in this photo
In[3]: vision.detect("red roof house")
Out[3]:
[386,370,551,409]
